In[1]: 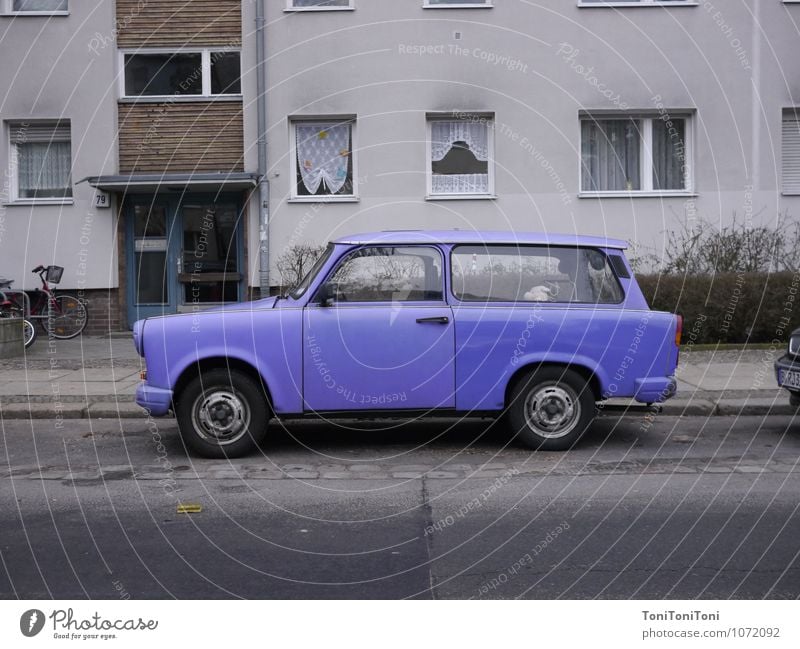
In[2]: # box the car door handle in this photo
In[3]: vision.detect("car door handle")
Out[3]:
[416,316,449,324]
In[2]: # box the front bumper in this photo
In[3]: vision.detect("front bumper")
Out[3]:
[135,381,173,416]
[775,353,800,394]
[633,376,677,404]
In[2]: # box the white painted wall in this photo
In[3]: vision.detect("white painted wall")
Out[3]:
[262,0,800,281]
[0,1,119,291]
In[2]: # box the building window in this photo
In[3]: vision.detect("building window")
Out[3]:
[286,0,353,10]
[8,0,68,13]
[428,114,494,198]
[782,110,800,194]
[121,50,241,99]
[8,121,72,202]
[579,1,694,6]
[580,114,692,195]
[424,1,492,6]
[291,119,356,200]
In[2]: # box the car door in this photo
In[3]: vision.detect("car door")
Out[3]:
[302,245,455,412]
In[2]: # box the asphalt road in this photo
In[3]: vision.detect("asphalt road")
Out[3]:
[1,412,799,599]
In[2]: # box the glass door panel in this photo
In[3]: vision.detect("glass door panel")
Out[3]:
[180,202,242,305]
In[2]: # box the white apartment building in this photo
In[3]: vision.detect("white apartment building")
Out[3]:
[1,0,799,329]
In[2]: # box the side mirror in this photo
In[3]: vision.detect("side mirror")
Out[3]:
[317,283,335,307]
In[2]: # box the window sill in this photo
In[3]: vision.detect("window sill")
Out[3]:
[578,191,697,199]
[577,2,698,7]
[118,95,243,104]
[1,11,69,16]
[422,4,493,8]
[288,196,359,203]
[425,194,497,201]
[3,199,74,206]
[284,6,355,12]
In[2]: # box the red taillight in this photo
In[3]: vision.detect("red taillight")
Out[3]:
[675,314,683,346]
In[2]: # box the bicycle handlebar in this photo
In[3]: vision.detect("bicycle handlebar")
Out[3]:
[32,265,45,274]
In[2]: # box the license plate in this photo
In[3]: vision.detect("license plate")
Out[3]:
[780,369,800,389]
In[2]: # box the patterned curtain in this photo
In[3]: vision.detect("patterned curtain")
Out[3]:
[431,120,489,162]
[295,123,351,195]
[581,119,641,192]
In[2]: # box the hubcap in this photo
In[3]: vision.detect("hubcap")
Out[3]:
[523,383,580,439]
[193,389,250,445]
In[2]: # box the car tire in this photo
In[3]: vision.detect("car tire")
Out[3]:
[175,368,270,458]
[508,366,595,451]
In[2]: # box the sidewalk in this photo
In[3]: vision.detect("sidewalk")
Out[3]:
[0,337,794,419]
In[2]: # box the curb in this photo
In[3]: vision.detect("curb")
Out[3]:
[0,398,797,420]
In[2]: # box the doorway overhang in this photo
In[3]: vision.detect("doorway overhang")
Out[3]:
[78,172,259,194]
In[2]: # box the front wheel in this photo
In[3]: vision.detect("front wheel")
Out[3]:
[508,367,595,451]
[22,319,36,348]
[42,294,88,339]
[175,368,270,458]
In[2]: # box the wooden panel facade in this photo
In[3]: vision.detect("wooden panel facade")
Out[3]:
[118,101,244,173]
[116,0,242,48]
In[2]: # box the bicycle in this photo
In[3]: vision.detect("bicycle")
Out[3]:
[2,266,89,340]
[0,279,36,348]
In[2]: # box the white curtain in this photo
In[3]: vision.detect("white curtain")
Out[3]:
[18,142,72,197]
[431,173,488,195]
[580,119,641,192]
[13,0,68,10]
[431,121,489,162]
[296,123,351,195]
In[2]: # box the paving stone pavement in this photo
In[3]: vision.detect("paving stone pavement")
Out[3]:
[2,456,798,482]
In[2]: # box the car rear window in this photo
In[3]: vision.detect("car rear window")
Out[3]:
[450,244,624,304]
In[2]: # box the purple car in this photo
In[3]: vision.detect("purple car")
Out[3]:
[134,231,681,458]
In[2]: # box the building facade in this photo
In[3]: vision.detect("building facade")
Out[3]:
[1,0,800,330]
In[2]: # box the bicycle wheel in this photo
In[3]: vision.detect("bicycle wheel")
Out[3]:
[42,294,88,339]
[23,319,36,348]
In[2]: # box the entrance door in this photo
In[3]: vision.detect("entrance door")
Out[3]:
[127,198,179,322]
[126,195,244,325]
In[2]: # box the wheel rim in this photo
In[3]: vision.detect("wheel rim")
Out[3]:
[23,321,34,347]
[191,389,251,445]
[523,382,580,439]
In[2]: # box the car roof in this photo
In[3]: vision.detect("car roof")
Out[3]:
[332,230,628,249]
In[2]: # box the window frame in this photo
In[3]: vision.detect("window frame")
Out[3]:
[426,113,496,200]
[284,0,354,11]
[449,244,625,305]
[313,245,446,305]
[4,0,69,15]
[579,112,694,198]
[6,120,73,205]
[117,48,243,101]
[782,108,800,195]
[289,116,359,202]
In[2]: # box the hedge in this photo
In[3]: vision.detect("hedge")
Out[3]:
[637,272,800,345]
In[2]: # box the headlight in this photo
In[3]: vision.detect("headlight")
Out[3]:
[790,334,800,357]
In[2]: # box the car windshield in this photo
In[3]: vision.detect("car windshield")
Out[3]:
[289,243,334,300]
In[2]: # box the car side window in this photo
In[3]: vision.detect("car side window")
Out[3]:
[451,245,624,304]
[325,246,444,302]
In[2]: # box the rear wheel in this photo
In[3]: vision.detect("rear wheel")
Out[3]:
[175,368,269,458]
[42,294,88,339]
[508,367,595,451]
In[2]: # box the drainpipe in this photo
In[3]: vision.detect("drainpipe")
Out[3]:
[256,0,270,295]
